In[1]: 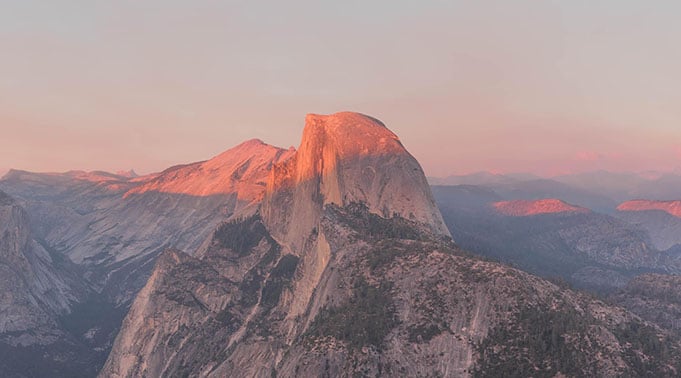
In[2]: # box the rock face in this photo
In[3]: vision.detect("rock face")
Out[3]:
[101,113,681,378]
[0,140,292,305]
[0,191,81,339]
[263,112,449,253]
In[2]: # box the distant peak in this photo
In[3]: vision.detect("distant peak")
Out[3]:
[237,138,267,147]
[116,169,138,178]
[263,112,450,251]
[617,200,681,218]
[124,137,293,199]
[493,199,589,217]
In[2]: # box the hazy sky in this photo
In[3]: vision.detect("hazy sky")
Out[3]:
[2,1,680,177]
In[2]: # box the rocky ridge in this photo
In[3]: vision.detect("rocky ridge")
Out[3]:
[101,113,681,377]
[0,139,293,375]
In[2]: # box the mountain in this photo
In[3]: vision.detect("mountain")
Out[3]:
[433,187,673,292]
[0,190,96,376]
[0,139,292,305]
[617,200,681,251]
[553,171,649,202]
[491,179,618,213]
[102,113,681,377]
[0,139,293,375]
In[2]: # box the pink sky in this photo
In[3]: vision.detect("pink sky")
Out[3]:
[1,1,680,178]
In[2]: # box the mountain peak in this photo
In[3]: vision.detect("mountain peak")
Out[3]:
[124,139,294,201]
[617,200,681,218]
[493,198,589,216]
[263,112,449,251]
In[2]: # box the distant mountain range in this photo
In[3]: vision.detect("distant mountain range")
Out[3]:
[430,170,681,205]
[432,185,681,292]
[616,201,681,251]
[430,170,681,253]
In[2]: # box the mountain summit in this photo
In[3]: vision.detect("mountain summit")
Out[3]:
[125,139,294,203]
[263,112,449,252]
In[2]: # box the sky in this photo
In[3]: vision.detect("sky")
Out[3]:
[1,0,680,177]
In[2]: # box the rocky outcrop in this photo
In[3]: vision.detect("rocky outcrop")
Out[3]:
[263,112,449,253]
[0,139,292,305]
[435,185,671,293]
[101,112,456,377]
[101,113,681,378]
[259,112,450,330]
[125,139,294,201]
[101,204,681,378]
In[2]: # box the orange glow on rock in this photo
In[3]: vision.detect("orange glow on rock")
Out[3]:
[617,200,681,218]
[124,139,294,202]
[492,199,589,217]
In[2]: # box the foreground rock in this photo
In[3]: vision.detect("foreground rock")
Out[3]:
[102,113,681,377]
